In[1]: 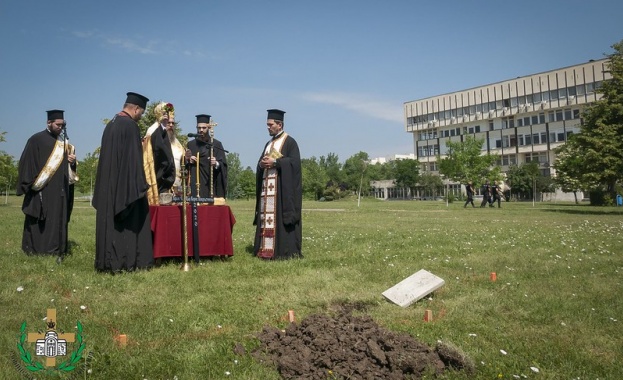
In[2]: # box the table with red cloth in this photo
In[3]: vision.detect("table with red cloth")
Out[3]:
[149,205,236,258]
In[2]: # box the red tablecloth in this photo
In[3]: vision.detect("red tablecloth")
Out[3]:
[150,205,236,258]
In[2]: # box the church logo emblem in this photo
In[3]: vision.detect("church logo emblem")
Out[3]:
[16,308,85,374]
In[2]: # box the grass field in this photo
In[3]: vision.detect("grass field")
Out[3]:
[1,196,622,379]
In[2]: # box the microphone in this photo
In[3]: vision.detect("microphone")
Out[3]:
[187,133,201,138]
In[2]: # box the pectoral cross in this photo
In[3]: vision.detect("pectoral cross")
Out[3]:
[27,309,75,367]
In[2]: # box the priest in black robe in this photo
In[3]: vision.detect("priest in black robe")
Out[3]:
[253,109,302,260]
[16,110,75,256]
[186,114,228,198]
[92,92,153,272]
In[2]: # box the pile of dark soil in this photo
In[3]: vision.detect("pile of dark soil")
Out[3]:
[238,305,474,379]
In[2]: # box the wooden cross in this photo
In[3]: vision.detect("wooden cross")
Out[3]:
[26,309,75,367]
[268,183,275,192]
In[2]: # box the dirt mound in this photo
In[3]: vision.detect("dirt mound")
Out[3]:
[242,305,474,379]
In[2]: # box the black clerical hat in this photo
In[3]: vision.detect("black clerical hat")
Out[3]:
[267,109,285,121]
[195,114,211,124]
[125,92,149,109]
[46,109,64,121]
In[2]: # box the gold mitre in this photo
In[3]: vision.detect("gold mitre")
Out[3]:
[154,102,175,121]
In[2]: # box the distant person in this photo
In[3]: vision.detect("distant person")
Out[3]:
[185,114,228,199]
[480,180,491,208]
[253,109,302,260]
[16,110,76,258]
[490,181,503,208]
[463,181,475,208]
[93,92,154,272]
[143,102,183,204]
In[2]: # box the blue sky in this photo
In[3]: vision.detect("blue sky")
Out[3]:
[1,1,622,169]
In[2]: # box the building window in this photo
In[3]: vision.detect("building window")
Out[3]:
[531,115,539,125]
[539,113,545,124]
[564,108,572,120]
[573,109,580,119]
[475,125,481,133]
[533,133,540,145]
[548,111,555,122]
[577,84,586,95]
[489,121,494,131]
[555,109,563,121]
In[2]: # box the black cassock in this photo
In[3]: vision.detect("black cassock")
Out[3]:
[16,130,71,255]
[93,112,153,272]
[187,138,228,198]
[253,135,303,260]
[150,126,175,193]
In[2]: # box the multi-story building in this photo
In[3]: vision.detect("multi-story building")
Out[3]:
[402,58,611,200]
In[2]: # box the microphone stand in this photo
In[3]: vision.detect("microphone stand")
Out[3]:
[58,124,69,265]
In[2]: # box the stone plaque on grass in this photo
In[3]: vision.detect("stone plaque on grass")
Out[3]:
[382,269,445,307]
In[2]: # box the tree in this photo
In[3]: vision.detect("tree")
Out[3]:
[301,157,328,200]
[506,162,541,200]
[237,167,256,200]
[438,136,498,186]
[552,137,584,203]
[342,151,369,192]
[561,40,623,204]
[320,153,343,188]
[75,150,99,196]
[418,173,444,197]
[0,131,18,196]
[394,159,420,188]
[225,152,243,199]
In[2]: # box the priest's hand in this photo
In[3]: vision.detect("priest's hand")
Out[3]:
[68,153,76,164]
[260,156,276,169]
[185,149,197,164]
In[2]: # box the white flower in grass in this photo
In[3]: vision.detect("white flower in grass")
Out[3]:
[468,333,477,337]
[225,371,231,376]
[234,359,238,364]
[530,366,539,373]
[217,325,222,329]
[560,322,566,326]
[500,349,507,355]
[169,319,174,322]
[51,299,55,302]
[80,305,87,311]
[17,286,24,292]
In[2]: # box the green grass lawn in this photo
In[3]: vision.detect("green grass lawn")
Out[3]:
[1,197,622,379]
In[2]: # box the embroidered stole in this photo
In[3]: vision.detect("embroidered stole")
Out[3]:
[142,123,160,205]
[257,132,288,259]
[32,135,67,191]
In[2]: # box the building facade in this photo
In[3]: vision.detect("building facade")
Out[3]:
[402,59,611,201]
